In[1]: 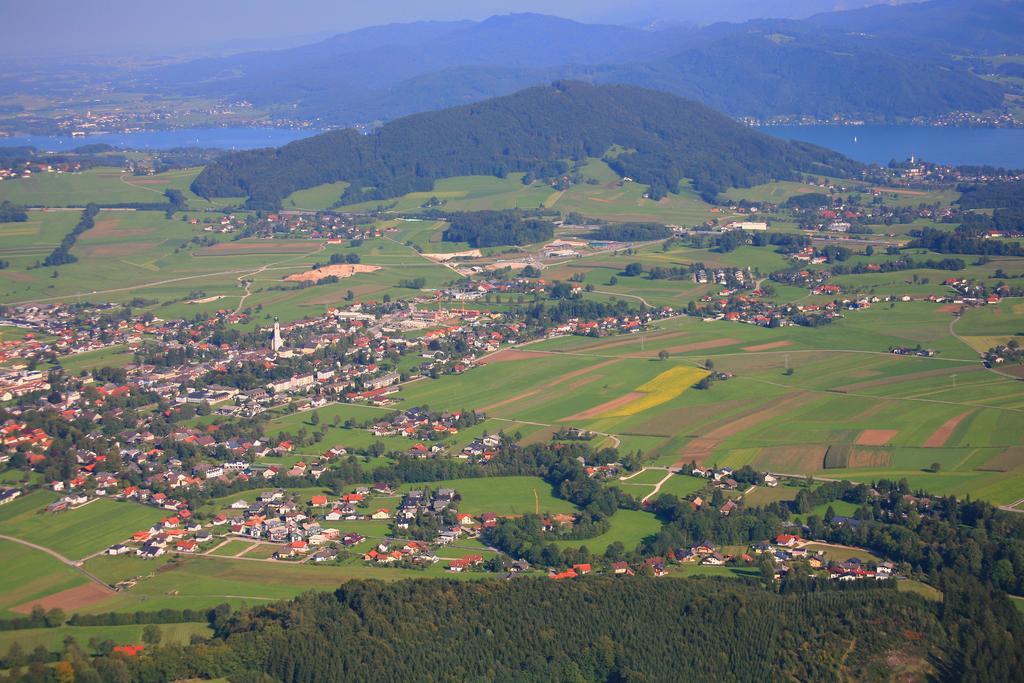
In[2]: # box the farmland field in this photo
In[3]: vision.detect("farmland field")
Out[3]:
[0,540,88,617]
[551,509,663,553]
[0,622,212,654]
[0,495,166,560]
[0,166,239,209]
[1,121,1023,647]
[397,476,578,515]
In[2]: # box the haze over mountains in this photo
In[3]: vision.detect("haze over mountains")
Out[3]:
[128,0,1020,125]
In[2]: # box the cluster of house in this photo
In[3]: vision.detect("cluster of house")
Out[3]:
[195,214,245,234]
[250,212,381,242]
[460,434,502,462]
[0,366,51,400]
[943,278,1008,305]
[0,160,83,180]
[0,304,156,366]
[694,267,751,288]
[110,512,212,559]
[215,489,353,555]
[0,419,53,453]
[548,308,676,338]
[863,157,1024,190]
[362,540,439,566]
[758,534,896,581]
[890,346,937,358]
[440,279,548,302]
[541,535,895,582]
[369,407,482,447]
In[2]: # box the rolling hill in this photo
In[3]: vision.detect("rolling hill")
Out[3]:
[191,81,860,210]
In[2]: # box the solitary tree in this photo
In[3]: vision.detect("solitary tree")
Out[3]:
[658,350,670,361]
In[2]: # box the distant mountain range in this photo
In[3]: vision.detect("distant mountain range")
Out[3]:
[127,0,1021,125]
[191,82,861,209]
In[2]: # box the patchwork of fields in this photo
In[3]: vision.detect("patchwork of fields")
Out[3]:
[0,157,1022,643]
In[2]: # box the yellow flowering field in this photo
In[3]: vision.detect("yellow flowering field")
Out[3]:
[599,366,709,418]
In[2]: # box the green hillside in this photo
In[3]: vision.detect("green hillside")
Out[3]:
[192,82,860,209]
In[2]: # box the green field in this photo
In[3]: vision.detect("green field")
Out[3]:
[77,552,489,614]
[0,209,457,327]
[331,160,736,226]
[0,540,88,617]
[382,295,1024,505]
[284,181,350,211]
[0,166,239,209]
[398,476,578,516]
[0,493,165,560]
[552,509,663,554]
[0,622,212,654]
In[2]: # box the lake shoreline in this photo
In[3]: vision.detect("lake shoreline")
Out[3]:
[2,123,1022,169]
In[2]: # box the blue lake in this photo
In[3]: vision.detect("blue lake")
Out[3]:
[2,123,1023,169]
[764,124,1024,168]
[0,127,320,151]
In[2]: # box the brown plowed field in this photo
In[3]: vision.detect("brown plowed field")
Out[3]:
[923,410,974,447]
[12,582,113,614]
[856,429,899,446]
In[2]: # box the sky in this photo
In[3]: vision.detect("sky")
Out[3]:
[0,0,901,59]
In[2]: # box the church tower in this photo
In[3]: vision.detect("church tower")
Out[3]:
[271,318,283,352]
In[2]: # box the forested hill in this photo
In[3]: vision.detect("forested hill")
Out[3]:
[100,578,953,681]
[191,82,860,209]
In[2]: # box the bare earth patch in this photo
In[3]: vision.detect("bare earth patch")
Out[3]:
[284,264,382,282]
[923,410,974,448]
[741,340,794,352]
[856,429,899,446]
[12,582,113,614]
[937,304,961,314]
[421,249,482,262]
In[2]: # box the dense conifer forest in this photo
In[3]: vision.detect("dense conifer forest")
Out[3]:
[57,579,955,682]
[191,82,860,209]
